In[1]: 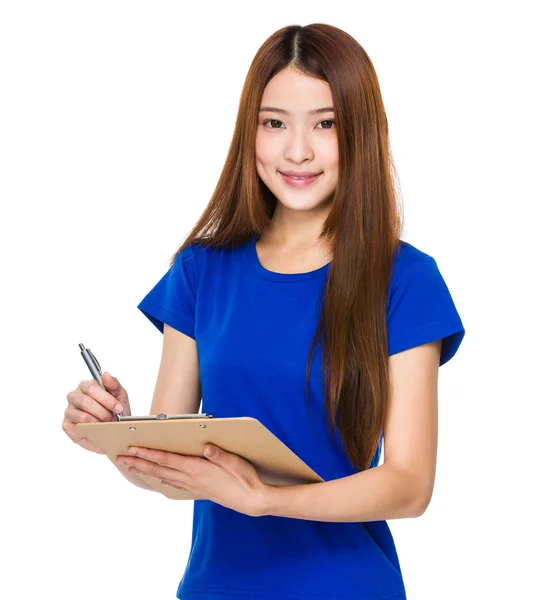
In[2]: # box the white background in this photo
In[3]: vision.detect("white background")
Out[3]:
[1,1,555,598]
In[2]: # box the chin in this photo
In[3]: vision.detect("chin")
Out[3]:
[274,194,333,211]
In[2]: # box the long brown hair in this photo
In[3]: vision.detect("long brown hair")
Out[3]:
[169,23,404,472]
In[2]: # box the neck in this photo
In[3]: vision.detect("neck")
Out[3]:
[259,202,333,251]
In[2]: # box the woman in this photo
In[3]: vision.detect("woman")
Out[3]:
[63,23,465,600]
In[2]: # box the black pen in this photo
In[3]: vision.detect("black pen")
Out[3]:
[79,343,123,420]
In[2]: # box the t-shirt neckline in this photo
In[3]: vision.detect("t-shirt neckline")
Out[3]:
[246,235,331,282]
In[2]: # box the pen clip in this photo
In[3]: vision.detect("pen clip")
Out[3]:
[88,349,102,374]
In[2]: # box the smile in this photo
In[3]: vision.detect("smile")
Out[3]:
[280,172,322,188]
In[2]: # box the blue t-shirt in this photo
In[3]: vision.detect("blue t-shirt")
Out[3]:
[137,235,465,600]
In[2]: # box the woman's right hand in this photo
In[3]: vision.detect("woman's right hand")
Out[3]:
[63,371,132,454]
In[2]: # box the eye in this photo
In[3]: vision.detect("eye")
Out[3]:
[262,119,285,129]
[261,119,336,129]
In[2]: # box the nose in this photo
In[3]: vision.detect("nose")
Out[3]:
[284,126,315,163]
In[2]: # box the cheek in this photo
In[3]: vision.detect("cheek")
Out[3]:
[255,143,271,182]
[325,138,339,165]
[255,136,275,167]
[324,144,339,183]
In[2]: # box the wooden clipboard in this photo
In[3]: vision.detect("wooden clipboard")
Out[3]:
[76,413,324,500]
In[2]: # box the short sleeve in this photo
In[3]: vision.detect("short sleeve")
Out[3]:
[137,246,197,339]
[387,256,465,366]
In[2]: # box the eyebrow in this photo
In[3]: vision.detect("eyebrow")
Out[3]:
[259,106,335,115]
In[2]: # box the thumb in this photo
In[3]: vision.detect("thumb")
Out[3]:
[203,444,218,459]
[202,445,236,462]
[202,445,255,479]
[101,371,130,410]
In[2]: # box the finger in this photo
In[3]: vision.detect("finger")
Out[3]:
[76,437,107,454]
[61,418,106,453]
[101,372,130,407]
[124,457,193,484]
[127,447,200,471]
[70,386,117,422]
[64,395,110,423]
[204,446,251,476]
[67,386,112,421]
[159,478,204,498]
[77,379,124,417]
[160,478,187,490]
[66,402,118,424]
[62,407,101,443]
[65,403,102,423]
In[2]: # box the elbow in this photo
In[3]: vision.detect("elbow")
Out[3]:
[388,463,435,519]
[411,496,430,518]
[410,486,434,518]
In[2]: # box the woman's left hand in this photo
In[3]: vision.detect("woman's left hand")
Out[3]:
[116,444,271,517]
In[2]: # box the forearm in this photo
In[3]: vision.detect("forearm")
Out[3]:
[107,455,155,491]
[261,463,428,522]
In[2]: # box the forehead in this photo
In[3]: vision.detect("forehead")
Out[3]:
[261,68,333,112]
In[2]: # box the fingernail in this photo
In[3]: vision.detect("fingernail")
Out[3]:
[114,403,123,413]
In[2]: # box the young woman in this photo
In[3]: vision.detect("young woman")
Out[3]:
[63,23,465,600]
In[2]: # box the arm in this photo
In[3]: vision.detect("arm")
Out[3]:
[114,323,202,490]
[260,339,441,521]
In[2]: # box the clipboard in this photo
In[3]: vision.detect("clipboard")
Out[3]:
[76,413,325,500]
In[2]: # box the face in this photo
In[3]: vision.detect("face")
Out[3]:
[255,66,339,214]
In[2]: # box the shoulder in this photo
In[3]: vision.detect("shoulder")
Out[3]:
[175,240,215,272]
[388,239,452,307]
[176,241,209,262]
[174,238,249,281]
[387,240,465,365]
[389,240,438,289]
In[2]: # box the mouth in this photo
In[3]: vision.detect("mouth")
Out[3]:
[279,172,323,188]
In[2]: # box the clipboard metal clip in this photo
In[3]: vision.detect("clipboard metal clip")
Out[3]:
[155,413,212,420]
[116,413,214,422]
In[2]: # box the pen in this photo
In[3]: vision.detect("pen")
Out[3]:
[79,343,123,420]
